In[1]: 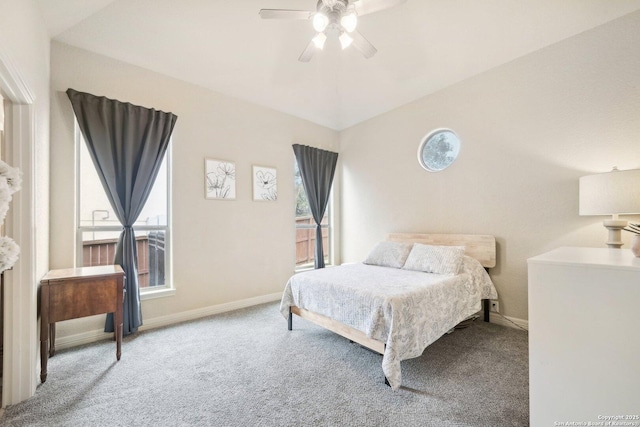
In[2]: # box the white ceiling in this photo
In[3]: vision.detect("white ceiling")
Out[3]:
[37,0,640,130]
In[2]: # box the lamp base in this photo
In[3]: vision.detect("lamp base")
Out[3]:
[603,219,627,248]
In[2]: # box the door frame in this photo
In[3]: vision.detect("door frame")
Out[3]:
[0,50,38,407]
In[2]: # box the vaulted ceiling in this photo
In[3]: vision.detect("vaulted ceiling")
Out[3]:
[37,0,640,130]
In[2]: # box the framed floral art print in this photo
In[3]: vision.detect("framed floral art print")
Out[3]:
[252,165,277,201]
[205,158,236,200]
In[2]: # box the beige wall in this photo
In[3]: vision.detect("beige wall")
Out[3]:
[0,0,51,405]
[339,11,640,321]
[0,0,50,280]
[49,9,640,333]
[50,42,339,337]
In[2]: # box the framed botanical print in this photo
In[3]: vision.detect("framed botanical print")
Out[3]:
[205,158,236,200]
[252,165,277,201]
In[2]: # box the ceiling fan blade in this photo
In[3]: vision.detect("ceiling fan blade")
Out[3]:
[352,0,407,16]
[298,39,317,62]
[351,30,377,58]
[259,9,313,20]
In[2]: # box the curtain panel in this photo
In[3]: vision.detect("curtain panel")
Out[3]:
[67,88,177,335]
[292,144,338,269]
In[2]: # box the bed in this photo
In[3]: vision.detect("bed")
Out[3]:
[280,233,498,390]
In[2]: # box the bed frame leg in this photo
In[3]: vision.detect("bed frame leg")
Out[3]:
[483,299,490,322]
[288,308,293,331]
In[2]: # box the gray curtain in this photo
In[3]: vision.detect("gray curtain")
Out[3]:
[67,89,177,335]
[292,144,338,269]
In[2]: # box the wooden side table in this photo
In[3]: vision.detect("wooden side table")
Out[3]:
[39,265,125,383]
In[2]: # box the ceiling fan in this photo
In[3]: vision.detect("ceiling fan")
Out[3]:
[259,0,407,62]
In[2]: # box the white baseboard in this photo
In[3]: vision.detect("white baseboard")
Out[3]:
[54,294,526,351]
[489,312,529,331]
[54,292,283,351]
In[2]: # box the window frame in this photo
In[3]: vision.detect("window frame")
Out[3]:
[294,160,333,271]
[75,123,174,299]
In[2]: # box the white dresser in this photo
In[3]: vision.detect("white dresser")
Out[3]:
[528,247,640,427]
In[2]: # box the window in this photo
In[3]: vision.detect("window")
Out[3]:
[294,160,331,269]
[418,128,461,172]
[76,126,171,294]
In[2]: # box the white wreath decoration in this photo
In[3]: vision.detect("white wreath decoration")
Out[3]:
[0,159,22,273]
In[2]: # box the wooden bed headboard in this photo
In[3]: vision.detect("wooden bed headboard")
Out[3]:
[386,233,496,268]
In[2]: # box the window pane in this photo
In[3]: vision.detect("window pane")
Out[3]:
[78,129,170,290]
[138,159,167,226]
[79,141,117,228]
[81,230,166,288]
[294,226,329,269]
[294,160,330,268]
[294,162,328,224]
[79,139,168,227]
[294,162,311,218]
[81,230,119,267]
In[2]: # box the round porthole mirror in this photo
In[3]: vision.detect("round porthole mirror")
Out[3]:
[417,128,461,172]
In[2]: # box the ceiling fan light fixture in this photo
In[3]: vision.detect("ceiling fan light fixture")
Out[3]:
[339,31,353,49]
[312,32,327,49]
[260,0,400,61]
[340,10,357,32]
[313,12,329,32]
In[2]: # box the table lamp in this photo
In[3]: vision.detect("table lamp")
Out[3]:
[579,167,640,248]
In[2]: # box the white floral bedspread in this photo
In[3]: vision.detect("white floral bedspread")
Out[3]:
[280,256,498,390]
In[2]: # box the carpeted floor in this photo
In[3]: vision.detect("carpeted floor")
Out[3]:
[1,302,529,426]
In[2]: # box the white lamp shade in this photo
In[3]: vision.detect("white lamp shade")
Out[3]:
[313,13,329,32]
[579,168,640,215]
[340,12,357,32]
[339,32,353,49]
[312,32,327,49]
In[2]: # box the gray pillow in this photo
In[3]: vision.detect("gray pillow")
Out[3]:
[363,241,414,269]
[402,244,465,275]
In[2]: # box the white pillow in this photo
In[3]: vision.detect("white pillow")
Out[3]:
[363,241,413,269]
[402,244,465,275]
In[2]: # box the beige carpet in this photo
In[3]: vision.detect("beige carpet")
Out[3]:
[2,302,529,426]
